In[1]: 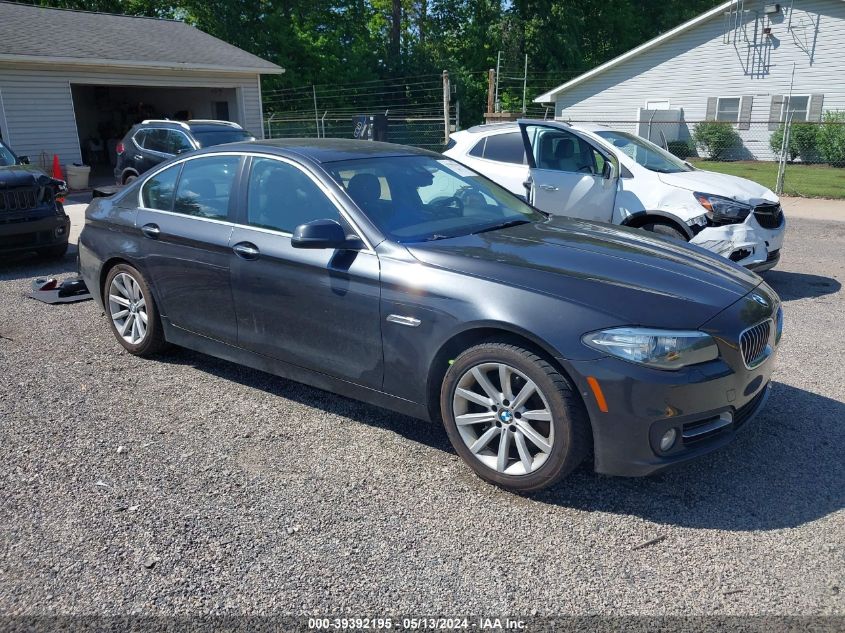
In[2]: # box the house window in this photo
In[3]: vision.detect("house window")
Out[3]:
[782,95,809,122]
[716,97,741,122]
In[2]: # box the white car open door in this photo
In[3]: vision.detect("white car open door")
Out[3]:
[518,120,618,222]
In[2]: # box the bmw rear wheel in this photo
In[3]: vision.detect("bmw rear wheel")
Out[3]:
[441,343,590,492]
[104,264,165,356]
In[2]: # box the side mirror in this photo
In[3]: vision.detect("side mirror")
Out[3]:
[291,218,363,250]
[602,159,618,180]
[17,155,30,165]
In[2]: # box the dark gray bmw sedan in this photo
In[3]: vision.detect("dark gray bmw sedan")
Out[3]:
[79,139,782,492]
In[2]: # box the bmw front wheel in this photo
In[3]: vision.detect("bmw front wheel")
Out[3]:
[441,343,590,492]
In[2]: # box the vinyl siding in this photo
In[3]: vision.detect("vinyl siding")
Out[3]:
[549,0,845,160]
[0,63,268,167]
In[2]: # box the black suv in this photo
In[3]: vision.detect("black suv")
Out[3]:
[0,138,69,259]
[114,120,255,185]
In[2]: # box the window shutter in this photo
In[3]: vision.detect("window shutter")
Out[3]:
[768,95,784,130]
[738,95,753,130]
[705,97,718,121]
[808,93,825,122]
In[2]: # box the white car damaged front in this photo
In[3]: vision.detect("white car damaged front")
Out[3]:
[445,120,786,272]
[645,168,786,272]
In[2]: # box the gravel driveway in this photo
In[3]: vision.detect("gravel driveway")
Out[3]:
[1,208,843,622]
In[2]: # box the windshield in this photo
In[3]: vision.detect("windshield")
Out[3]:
[594,130,692,173]
[192,129,255,148]
[0,141,16,167]
[326,155,544,243]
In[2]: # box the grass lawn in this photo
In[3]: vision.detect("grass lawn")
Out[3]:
[688,159,845,199]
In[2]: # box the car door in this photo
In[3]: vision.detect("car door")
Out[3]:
[463,130,529,196]
[518,121,618,222]
[135,154,242,344]
[228,155,383,389]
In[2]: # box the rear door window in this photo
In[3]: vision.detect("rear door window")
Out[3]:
[167,130,194,154]
[173,155,240,220]
[481,132,526,164]
[141,163,180,210]
[143,129,170,154]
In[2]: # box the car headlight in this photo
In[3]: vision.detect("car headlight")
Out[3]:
[582,327,719,370]
[694,192,752,224]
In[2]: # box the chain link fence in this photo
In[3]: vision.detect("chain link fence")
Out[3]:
[566,117,845,198]
[262,75,458,151]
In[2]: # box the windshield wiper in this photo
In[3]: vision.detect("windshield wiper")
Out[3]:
[423,233,453,241]
[473,219,531,235]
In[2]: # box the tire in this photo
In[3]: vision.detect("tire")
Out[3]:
[103,263,166,357]
[440,342,591,492]
[36,242,68,260]
[641,221,688,241]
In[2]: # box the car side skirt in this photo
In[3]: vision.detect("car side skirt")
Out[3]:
[162,320,431,422]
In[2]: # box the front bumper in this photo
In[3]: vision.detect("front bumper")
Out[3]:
[690,212,785,270]
[0,210,70,254]
[563,285,780,477]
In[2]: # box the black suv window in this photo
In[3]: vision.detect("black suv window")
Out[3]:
[246,157,340,233]
[173,155,240,220]
[0,141,16,167]
[141,163,180,210]
[167,130,193,154]
[143,129,169,154]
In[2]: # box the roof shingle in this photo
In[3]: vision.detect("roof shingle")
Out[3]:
[0,1,283,73]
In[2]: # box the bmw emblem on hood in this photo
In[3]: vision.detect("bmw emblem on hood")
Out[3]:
[751,293,768,307]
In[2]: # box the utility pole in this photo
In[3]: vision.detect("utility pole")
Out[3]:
[522,54,528,113]
[487,69,495,118]
[442,70,450,144]
[494,51,502,112]
[312,85,319,138]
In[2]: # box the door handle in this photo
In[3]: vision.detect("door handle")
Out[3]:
[133,155,144,161]
[232,242,260,260]
[141,223,160,239]
[539,184,559,192]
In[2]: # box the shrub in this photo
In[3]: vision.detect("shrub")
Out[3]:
[667,140,694,159]
[692,121,740,160]
[770,122,819,161]
[817,110,845,167]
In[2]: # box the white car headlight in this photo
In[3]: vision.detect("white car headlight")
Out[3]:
[582,327,719,370]
[694,192,752,224]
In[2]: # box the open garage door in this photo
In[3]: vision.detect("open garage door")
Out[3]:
[70,84,242,182]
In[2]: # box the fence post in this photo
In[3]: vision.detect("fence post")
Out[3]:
[442,70,450,144]
[312,85,319,138]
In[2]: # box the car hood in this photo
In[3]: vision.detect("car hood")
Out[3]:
[406,217,762,329]
[0,164,53,189]
[658,169,778,205]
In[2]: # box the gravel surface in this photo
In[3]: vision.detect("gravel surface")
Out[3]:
[0,213,843,619]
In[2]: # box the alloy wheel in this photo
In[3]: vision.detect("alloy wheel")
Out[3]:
[452,362,555,476]
[108,272,148,345]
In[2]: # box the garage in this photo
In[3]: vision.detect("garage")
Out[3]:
[70,84,242,179]
[0,2,283,180]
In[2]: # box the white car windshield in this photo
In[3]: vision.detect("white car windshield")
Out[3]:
[594,130,692,174]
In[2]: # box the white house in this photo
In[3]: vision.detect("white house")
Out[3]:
[0,2,283,169]
[534,0,845,160]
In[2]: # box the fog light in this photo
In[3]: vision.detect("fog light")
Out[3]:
[660,428,678,452]
[56,226,66,236]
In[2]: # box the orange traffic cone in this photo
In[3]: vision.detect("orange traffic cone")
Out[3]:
[52,154,65,202]
[52,154,63,180]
